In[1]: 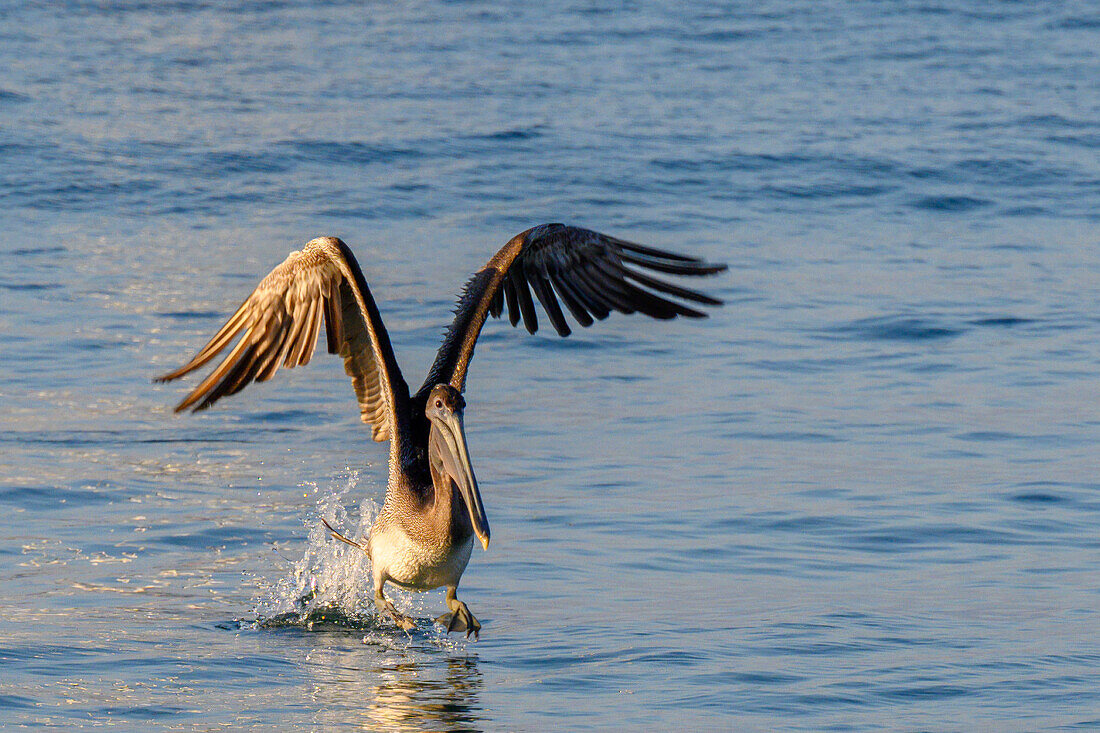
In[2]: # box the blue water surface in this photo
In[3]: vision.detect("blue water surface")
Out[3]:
[3,1,1100,730]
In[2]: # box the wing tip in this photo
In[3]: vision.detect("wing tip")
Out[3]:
[154,365,191,383]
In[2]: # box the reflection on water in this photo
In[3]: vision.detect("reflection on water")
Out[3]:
[366,657,483,733]
[308,646,484,732]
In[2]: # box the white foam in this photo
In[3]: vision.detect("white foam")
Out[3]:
[253,470,379,624]
[251,471,473,651]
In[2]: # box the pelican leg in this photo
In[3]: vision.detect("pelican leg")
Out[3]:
[374,577,416,632]
[435,585,481,640]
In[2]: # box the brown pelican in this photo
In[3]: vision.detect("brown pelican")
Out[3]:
[157,223,725,639]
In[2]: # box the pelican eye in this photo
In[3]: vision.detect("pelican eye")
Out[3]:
[435,399,443,409]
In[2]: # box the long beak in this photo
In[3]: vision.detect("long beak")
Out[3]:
[437,411,490,550]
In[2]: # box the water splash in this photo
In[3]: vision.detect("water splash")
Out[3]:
[249,472,468,650]
[252,471,380,630]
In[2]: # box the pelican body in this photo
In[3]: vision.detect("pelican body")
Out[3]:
[158,224,725,638]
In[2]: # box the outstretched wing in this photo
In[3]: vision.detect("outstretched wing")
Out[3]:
[420,223,727,395]
[156,236,410,445]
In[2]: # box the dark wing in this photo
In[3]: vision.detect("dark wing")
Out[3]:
[156,237,410,445]
[420,223,727,395]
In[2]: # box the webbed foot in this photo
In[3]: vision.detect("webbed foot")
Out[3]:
[382,600,416,632]
[436,601,481,640]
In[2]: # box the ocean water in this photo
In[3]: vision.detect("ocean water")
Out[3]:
[3,1,1100,730]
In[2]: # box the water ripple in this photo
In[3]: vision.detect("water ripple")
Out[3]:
[3,0,1100,729]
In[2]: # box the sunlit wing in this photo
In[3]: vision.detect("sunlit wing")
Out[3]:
[421,223,727,395]
[156,237,409,444]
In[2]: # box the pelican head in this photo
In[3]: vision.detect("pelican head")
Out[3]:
[426,384,490,550]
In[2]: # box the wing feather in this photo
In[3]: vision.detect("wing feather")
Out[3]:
[157,237,409,448]
[555,267,610,320]
[527,264,571,337]
[549,271,595,327]
[156,297,252,382]
[617,263,723,305]
[294,296,321,367]
[503,278,520,327]
[255,314,294,383]
[509,267,539,334]
[323,282,343,354]
[420,223,726,395]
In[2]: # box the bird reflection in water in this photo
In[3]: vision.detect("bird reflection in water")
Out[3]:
[309,650,484,732]
[368,657,483,732]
